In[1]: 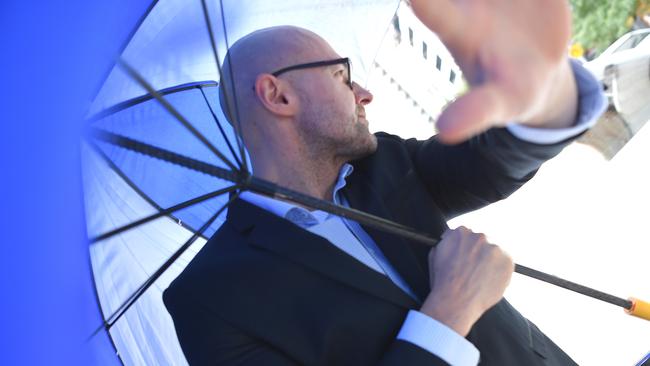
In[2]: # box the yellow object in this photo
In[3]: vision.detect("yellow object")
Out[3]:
[636,0,650,16]
[569,43,584,58]
[626,298,650,321]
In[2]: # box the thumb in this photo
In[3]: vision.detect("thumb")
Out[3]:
[435,84,508,144]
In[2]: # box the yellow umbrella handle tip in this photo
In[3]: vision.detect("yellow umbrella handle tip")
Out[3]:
[626,298,650,321]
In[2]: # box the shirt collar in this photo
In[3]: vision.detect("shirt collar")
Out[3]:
[240,163,354,226]
[334,163,354,197]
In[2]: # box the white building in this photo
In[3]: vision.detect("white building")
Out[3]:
[366,1,464,139]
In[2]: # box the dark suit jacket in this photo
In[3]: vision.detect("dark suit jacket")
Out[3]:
[164,129,579,365]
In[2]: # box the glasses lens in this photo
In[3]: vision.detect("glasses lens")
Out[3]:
[270,58,353,89]
[345,59,352,89]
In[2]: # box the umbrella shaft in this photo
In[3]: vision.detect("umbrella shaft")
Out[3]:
[92,129,634,313]
[515,264,632,310]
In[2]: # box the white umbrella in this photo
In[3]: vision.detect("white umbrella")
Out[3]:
[83,1,401,364]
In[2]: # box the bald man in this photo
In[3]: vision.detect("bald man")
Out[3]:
[164,1,606,365]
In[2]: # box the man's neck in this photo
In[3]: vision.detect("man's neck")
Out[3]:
[252,156,345,203]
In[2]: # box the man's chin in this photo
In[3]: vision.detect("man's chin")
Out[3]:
[348,134,377,160]
[367,134,378,152]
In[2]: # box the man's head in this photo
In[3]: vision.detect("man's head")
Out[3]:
[219,26,377,171]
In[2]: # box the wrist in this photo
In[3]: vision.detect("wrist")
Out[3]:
[419,296,479,337]
[522,59,578,129]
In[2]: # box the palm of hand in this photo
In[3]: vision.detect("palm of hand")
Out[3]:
[411,0,573,143]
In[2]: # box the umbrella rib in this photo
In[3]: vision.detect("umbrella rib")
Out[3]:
[85,138,215,241]
[90,128,241,183]
[200,0,249,173]
[98,191,240,334]
[87,81,218,123]
[89,184,238,244]
[198,85,242,168]
[117,58,239,173]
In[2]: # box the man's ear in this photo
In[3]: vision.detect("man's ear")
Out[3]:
[254,74,298,118]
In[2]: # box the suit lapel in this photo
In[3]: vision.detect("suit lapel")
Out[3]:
[342,177,430,302]
[227,199,418,309]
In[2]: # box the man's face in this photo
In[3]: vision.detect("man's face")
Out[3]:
[289,38,377,161]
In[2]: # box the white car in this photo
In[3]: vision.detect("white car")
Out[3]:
[584,28,650,81]
[584,28,650,123]
[584,29,650,104]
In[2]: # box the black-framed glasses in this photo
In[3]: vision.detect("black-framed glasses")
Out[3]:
[270,57,352,90]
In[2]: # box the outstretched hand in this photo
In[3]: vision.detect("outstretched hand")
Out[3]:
[411,0,578,144]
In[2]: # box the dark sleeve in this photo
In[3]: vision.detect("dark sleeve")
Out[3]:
[164,288,449,366]
[378,341,450,366]
[402,127,578,219]
[164,287,301,366]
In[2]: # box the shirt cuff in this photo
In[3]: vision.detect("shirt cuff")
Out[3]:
[396,310,479,366]
[505,58,607,144]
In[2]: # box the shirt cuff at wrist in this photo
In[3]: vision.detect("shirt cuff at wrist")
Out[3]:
[506,58,607,144]
[396,310,479,366]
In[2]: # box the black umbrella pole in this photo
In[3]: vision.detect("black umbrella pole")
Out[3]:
[89,130,650,321]
[245,175,437,245]
[246,176,650,321]
[515,264,650,321]
[514,264,631,308]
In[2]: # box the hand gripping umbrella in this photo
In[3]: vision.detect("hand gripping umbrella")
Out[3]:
[82,1,650,365]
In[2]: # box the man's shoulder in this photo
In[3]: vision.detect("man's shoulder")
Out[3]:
[373,131,412,148]
[163,221,252,299]
[372,131,435,162]
[164,201,295,301]
[349,132,423,183]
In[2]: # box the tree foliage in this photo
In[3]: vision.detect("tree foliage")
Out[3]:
[570,0,638,52]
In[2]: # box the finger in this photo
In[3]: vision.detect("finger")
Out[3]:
[440,227,455,239]
[435,84,507,144]
[472,232,488,244]
[441,226,466,242]
[410,0,463,44]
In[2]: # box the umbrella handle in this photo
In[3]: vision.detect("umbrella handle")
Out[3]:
[626,298,650,321]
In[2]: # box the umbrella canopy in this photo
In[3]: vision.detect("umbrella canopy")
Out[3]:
[83,1,400,365]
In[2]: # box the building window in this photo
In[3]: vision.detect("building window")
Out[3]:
[449,70,456,84]
[436,55,442,71]
[422,42,428,59]
[408,28,414,46]
[392,15,401,43]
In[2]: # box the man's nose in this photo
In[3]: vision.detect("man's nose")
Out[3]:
[352,82,373,105]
